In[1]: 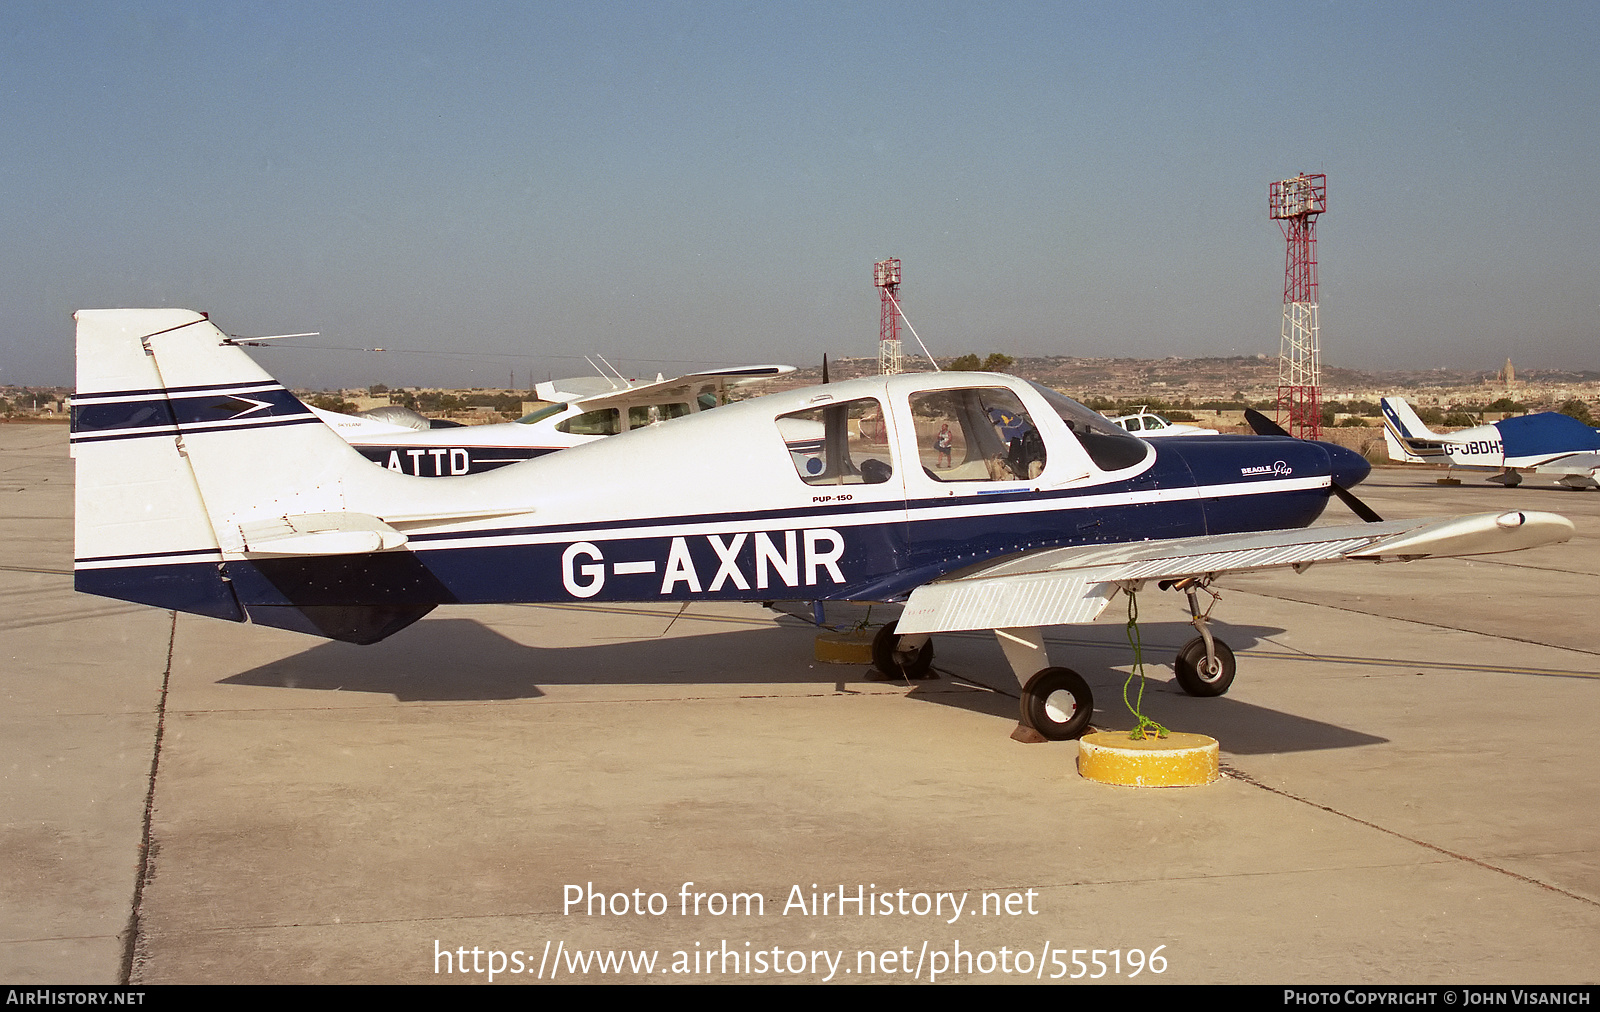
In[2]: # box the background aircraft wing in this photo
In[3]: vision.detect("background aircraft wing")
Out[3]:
[573,365,796,408]
[895,511,1573,635]
[538,365,797,407]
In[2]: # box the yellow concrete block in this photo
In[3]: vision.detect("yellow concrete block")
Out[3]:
[1077,731,1220,787]
[814,630,874,664]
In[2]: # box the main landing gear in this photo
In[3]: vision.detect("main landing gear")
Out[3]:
[877,577,1240,743]
[1019,667,1095,741]
[871,620,935,680]
[989,626,1095,743]
[874,622,1096,742]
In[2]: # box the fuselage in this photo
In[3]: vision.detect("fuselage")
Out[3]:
[210,376,1365,614]
[73,356,1368,644]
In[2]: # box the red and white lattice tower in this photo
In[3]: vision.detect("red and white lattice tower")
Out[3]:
[874,258,903,375]
[1268,173,1326,439]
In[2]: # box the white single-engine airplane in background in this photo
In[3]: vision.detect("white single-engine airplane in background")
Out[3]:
[70,310,1575,742]
[1382,396,1600,490]
[1103,407,1220,438]
[311,364,795,476]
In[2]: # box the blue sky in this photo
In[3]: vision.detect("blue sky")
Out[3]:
[2,1,1596,388]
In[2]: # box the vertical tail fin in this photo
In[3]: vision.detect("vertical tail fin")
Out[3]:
[71,309,438,642]
[1380,396,1442,464]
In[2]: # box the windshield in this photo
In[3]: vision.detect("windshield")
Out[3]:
[515,402,569,425]
[1025,381,1151,472]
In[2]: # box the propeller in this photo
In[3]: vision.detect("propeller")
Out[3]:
[822,354,830,384]
[1244,409,1384,523]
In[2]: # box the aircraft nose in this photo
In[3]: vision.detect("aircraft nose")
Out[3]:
[1324,441,1371,489]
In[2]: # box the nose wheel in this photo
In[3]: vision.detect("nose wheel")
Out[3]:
[1161,579,1237,697]
[1173,636,1235,697]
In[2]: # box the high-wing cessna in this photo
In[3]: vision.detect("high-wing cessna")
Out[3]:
[312,364,795,476]
[70,310,1575,742]
[1382,396,1600,490]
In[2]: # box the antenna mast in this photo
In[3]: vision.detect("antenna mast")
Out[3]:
[874,258,903,376]
[1268,173,1326,439]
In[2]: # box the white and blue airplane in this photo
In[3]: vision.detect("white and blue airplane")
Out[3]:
[1381,396,1600,490]
[311,364,796,476]
[69,310,1575,742]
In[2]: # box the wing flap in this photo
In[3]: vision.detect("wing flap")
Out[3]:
[899,575,1119,635]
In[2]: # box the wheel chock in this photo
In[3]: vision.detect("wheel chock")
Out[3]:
[1077,731,1220,787]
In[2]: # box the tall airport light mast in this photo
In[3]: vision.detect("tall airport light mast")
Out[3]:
[874,258,904,376]
[1269,173,1327,439]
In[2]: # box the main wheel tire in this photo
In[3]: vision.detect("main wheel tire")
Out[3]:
[1173,636,1236,697]
[871,620,933,679]
[1019,667,1094,741]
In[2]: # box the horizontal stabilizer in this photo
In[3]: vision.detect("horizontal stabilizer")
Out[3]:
[233,512,408,556]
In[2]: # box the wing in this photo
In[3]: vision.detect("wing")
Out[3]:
[895,511,1574,635]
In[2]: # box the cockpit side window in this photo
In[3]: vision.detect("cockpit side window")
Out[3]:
[1026,382,1150,472]
[777,397,894,485]
[556,408,621,436]
[627,402,692,429]
[911,387,1047,482]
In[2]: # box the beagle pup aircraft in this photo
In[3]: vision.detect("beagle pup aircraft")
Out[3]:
[1381,396,1600,490]
[311,364,795,476]
[70,310,1575,742]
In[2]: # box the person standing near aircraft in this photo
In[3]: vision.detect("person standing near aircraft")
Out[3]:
[934,423,954,468]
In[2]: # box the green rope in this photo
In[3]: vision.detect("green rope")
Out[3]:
[1122,589,1169,740]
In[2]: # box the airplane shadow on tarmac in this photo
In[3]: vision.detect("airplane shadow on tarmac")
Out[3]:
[220,611,1387,755]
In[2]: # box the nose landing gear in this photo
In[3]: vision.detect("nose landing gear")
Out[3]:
[1166,579,1235,698]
